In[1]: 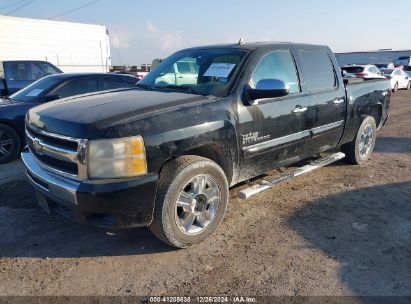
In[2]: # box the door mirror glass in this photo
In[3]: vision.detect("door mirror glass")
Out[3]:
[247,79,290,101]
[43,94,61,102]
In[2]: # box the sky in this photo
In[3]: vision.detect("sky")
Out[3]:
[1,0,409,65]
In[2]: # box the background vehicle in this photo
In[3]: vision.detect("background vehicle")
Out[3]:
[154,58,199,86]
[22,42,390,248]
[0,15,111,73]
[380,68,411,91]
[0,73,137,163]
[341,65,385,79]
[404,66,411,77]
[0,60,62,97]
[374,63,394,69]
[395,56,411,67]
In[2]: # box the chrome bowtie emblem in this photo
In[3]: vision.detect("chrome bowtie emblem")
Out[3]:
[33,138,43,155]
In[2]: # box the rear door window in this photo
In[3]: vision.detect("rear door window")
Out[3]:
[102,77,136,90]
[4,62,30,80]
[250,50,301,94]
[299,50,337,92]
[52,78,98,98]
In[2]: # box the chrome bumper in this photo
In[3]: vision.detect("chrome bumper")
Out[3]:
[21,148,79,205]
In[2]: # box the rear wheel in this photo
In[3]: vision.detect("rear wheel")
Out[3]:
[406,81,411,90]
[342,116,377,165]
[149,156,229,248]
[0,124,21,164]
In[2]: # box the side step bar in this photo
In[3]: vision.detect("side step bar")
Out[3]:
[238,152,345,200]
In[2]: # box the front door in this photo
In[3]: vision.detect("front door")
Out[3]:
[237,49,310,180]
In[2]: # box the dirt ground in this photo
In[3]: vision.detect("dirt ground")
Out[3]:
[0,91,410,297]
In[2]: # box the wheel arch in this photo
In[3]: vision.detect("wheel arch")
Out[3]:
[159,143,235,186]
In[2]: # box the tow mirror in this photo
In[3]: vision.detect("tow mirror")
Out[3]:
[246,79,289,103]
[43,94,61,102]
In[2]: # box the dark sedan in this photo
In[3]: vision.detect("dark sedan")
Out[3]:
[0,73,138,163]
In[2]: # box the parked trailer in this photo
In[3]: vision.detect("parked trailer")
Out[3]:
[0,15,111,73]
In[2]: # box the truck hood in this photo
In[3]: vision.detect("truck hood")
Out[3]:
[27,89,209,138]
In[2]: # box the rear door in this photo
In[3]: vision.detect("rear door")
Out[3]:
[3,61,32,95]
[295,47,346,153]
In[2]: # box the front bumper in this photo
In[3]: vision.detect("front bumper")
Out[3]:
[21,148,158,228]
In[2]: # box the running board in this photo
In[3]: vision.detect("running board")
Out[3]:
[238,152,345,200]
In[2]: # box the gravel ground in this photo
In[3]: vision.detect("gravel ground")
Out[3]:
[0,91,410,297]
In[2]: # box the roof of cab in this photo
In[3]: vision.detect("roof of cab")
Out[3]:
[179,41,329,52]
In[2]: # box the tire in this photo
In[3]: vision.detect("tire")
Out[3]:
[406,81,411,90]
[392,82,398,92]
[149,156,229,248]
[341,116,377,165]
[0,124,21,164]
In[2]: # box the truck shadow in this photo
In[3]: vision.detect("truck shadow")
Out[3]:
[374,137,411,153]
[0,180,173,258]
[286,181,411,296]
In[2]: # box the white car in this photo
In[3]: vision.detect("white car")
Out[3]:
[380,68,411,91]
[341,65,385,79]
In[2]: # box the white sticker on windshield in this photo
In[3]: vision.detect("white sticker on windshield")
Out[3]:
[25,89,44,97]
[203,63,236,78]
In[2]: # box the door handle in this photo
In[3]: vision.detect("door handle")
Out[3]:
[333,98,345,105]
[178,76,183,79]
[292,106,308,114]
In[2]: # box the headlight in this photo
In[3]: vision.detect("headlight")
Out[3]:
[88,136,147,179]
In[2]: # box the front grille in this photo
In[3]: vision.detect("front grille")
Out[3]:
[32,153,79,175]
[25,125,86,179]
[28,127,78,151]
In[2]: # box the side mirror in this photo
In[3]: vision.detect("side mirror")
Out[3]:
[43,94,61,102]
[246,79,290,102]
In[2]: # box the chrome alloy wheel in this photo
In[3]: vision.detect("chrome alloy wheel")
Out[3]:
[175,174,221,235]
[359,124,374,157]
[0,129,14,158]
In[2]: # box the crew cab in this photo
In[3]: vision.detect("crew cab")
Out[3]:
[0,60,62,97]
[22,42,391,248]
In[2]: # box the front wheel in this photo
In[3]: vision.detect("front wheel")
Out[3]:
[406,81,411,90]
[149,156,229,248]
[342,116,377,165]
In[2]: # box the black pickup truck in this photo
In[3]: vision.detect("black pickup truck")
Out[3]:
[22,42,390,248]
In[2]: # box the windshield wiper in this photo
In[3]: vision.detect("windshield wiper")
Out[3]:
[155,85,203,95]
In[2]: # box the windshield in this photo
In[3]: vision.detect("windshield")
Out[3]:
[342,66,364,74]
[138,48,249,97]
[9,76,60,102]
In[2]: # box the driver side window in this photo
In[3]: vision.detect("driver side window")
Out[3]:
[250,50,300,94]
